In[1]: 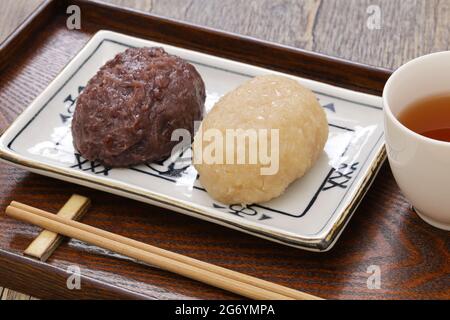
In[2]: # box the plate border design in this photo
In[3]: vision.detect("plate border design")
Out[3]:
[0,31,386,251]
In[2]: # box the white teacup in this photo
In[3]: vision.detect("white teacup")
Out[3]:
[383,51,450,231]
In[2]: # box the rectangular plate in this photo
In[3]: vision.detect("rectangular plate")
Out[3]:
[0,30,385,252]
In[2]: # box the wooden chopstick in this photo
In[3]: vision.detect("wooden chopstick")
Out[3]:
[11,201,321,300]
[6,203,321,300]
[6,205,284,300]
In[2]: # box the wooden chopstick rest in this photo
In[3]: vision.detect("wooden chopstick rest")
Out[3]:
[23,194,90,261]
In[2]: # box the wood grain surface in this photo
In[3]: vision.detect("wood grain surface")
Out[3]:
[0,0,43,44]
[99,0,450,69]
[1,1,449,68]
[0,0,449,300]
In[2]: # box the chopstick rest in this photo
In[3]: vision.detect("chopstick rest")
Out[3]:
[23,194,90,261]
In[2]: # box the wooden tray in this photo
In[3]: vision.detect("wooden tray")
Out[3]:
[0,0,448,299]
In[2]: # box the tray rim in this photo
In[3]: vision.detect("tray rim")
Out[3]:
[1,0,448,302]
[0,29,386,252]
[0,0,408,301]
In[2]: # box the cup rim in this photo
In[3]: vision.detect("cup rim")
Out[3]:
[383,51,450,147]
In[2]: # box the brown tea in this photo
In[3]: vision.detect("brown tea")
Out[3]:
[398,94,450,142]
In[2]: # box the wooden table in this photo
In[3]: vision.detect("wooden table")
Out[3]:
[0,0,449,300]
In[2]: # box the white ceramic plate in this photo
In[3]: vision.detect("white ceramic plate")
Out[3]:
[0,30,385,251]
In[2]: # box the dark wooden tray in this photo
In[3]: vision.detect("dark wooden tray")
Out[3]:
[0,0,448,300]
